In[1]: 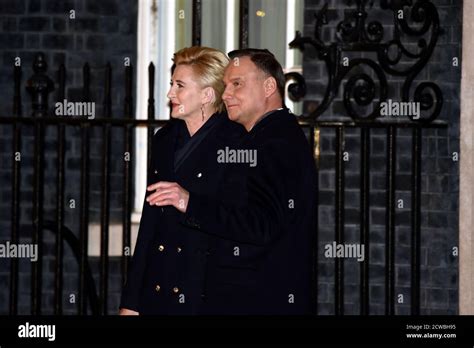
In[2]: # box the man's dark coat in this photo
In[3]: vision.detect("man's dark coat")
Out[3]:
[185,108,317,315]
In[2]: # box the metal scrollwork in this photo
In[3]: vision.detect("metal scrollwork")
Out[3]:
[290,0,442,122]
[285,72,307,102]
[342,59,388,120]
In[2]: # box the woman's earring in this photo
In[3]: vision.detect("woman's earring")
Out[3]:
[201,105,205,122]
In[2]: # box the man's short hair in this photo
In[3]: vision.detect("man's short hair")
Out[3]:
[228,48,286,100]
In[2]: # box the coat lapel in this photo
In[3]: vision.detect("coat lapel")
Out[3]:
[173,114,230,179]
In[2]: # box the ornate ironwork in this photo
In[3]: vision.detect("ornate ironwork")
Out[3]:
[289,0,443,123]
[26,53,55,118]
[286,72,307,102]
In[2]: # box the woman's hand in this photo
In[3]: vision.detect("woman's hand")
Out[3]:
[119,308,139,315]
[146,181,190,213]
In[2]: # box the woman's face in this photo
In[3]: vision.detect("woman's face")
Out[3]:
[167,65,204,121]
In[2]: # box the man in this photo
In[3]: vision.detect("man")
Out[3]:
[148,49,317,314]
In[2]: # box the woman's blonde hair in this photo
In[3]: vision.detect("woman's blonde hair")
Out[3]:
[173,46,229,112]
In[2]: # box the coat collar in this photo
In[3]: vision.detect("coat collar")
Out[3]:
[249,108,289,134]
[172,112,230,176]
[153,112,244,179]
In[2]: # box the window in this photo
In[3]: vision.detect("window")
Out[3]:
[133,0,304,218]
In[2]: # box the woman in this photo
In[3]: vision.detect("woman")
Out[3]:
[119,47,244,315]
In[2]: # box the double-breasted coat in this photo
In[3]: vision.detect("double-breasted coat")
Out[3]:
[120,112,245,314]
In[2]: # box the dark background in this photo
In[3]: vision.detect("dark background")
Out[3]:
[302,0,461,314]
[0,0,138,314]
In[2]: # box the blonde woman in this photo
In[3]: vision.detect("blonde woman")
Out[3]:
[120,47,244,315]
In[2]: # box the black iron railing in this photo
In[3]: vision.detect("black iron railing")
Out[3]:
[1,53,167,315]
[290,0,447,315]
[0,0,448,316]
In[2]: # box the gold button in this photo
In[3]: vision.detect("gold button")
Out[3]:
[177,247,182,253]
[155,284,161,292]
[172,287,179,293]
[158,245,164,252]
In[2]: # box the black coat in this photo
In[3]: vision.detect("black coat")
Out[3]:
[120,112,245,314]
[184,108,317,315]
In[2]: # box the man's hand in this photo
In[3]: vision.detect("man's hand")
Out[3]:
[119,308,139,315]
[146,181,189,213]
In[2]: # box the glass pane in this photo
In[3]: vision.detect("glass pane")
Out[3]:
[175,0,193,50]
[201,0,227,51]
[248,0,288,66]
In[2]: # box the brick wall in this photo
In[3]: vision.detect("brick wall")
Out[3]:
[303,0,460,314]
[0,0,137,314]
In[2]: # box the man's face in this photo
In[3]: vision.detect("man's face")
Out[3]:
[222,56,267,130]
